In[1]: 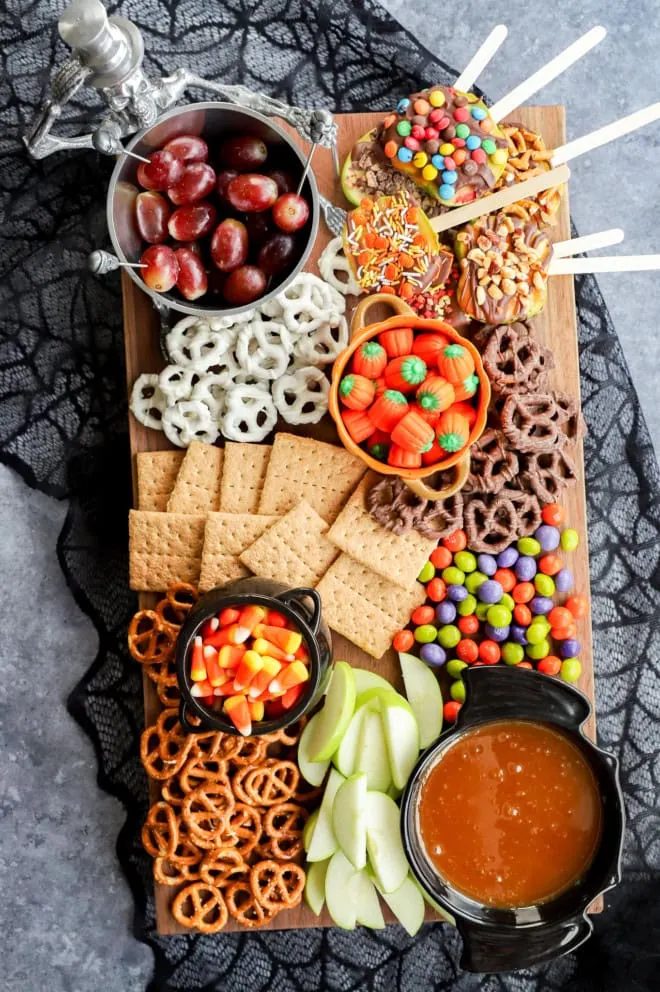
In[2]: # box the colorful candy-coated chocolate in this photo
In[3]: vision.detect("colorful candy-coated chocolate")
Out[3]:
[417,562,436,584]
[479,640,500,664]
[510,625,529,646]
[420,643,447,667]
[560,658,582,682]
[447,583,468,602]
[560,639,581,658]
[436,601,457,625]
[456,638,479,663]
[430,546,453,569]
[561,529,580,551]
[477,579,503,604]
[483,623,510,643]
[530,596,553,615]
[458,614,480,635]
[412,604,436,626]
[446,658,468,678]
[497,546,519,568]
[501,642,524,666]
[443,700,462,723]
[535,524,560,551]
[450,680,466,702]
[477,553,497,576]
[457,594,477,616]
[414,623,438,644]
[465,570,488,594]
[393,629,415,653]
[555,568,574,592]
[534,574,556,597]
[437,624,461,649]
[426,578,447,602]
[487,605,512,628]
[517,537,541,557]
[442,565,465,586]
[442,530,468,552]
[453,550,476,573]
[542,503,566,527]
[537,656,562,676]
[514,556,537,582]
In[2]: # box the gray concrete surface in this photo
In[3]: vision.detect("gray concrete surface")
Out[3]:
[382,0,660,455]
[2,4,659,992]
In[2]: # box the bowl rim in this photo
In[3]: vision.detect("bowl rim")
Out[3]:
[328,314,491,478]
[175,586,325,736]
[106,100,320,318]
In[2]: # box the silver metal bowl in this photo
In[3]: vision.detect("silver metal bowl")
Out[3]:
[106,101,320,318]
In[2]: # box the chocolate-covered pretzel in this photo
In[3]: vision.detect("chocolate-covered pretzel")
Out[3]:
[482,321,555,396]
[465,429,520,493]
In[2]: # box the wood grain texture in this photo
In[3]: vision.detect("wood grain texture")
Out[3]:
[122,107,599,933]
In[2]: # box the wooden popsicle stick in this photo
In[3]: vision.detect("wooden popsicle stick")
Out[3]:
[429,164,570,235]
[551,102,660,165]
[552,228,624,258]
[454,25,508,93]
[550,254,660,275]
[489,26,606,122]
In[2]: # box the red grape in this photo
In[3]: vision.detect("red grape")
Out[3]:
[137,150,185,191]
[175,248,208,300]
[168,162,216,205]
[257,233,297,275]
[216,169,239,204]
[163,134,209,163]
[223,265,267,305]
[168,201,217,240]
[210,219,249,272]
[140,245,179,293]
[135,191,171,244]
[243,212,275,247]
[220,135,268,171]
[171,240,202,256]
[227,173,278,213]
[272,192,310,232]
[268,169,296,194]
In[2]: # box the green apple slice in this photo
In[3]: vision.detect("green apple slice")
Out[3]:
[332,772,367,870]
[298,713,331,786]
[355,869,385,928]
[352,668,394,696]
[365,790,409,893]
[355,686,412,713]
[309,661,356,762]
[374,874,425,936]
[355,708,392,792]
[398,652,443,749]
[333,705,366,777]
[325,850,360,929]
[306,768,345,862]
[379,694,420,790]
[305,858,329,916]
[303,808,319,853]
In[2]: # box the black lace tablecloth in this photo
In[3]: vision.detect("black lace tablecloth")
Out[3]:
[2,1,659,989]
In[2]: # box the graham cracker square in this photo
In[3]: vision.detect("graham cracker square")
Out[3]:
[167,441,223,514]
[136,450,185,512]
[328,472,436,589]
[316,553,426,658]
[258,433,366,524]
[129,510,206,591]
[198,513,278,592]
[240,500,340,588]
[219,442,271,514]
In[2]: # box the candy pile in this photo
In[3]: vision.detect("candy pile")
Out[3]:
[133,131,312,306]
[338,329,480,469]
[189,603,311,736]
[380,85,509,206]
[391,503,588,723]
[343,193,452,298]
[130,271,347,444]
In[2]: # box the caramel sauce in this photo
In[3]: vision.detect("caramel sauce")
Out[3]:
[418,720,602,908]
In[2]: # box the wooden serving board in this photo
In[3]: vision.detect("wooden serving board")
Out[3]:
[122,106,598,933]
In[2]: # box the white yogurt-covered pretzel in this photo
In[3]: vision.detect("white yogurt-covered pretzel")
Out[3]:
[162,399,219,447]
[294,316,349,365]
[130,374,166,431]
[158,365,200,405]
[236,320,292,380]
[190,374,227,421]
[272,366,329,424]
[318,236,361,296]
[262,272,345,334]
[221,385,277,442]
[166,317,233,369]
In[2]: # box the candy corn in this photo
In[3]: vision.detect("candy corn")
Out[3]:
[281,683,304,710]
[224,694,251,736]
[190,637,207,681]
[253,624,302,655]
[268,660,309,696]
[219,607,241,627]
[191,679,213,697]
[218,644,246,669]
[248,657,281,698]
[252,638,295,662]
[203,625,237,648]
[248,700,265,722]
[266,610,288,628]
[203,645,225,688]
[233,650,264,691]
[201,617,219,639]
[234,605,268,643]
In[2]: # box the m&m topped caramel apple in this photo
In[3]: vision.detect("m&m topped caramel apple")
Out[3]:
[454,212,553,323]
[380,85,509,207]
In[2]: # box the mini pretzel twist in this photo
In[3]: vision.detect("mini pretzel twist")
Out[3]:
[222,803,263,859]
[243,760,300,806]
[171,882,228,933]
[262,802,308,860]
[181,780,235,848]
[224,879,276,928]
[250,860,305,912]
[141,801,179,858]
[153,856,201,887]
[179,756,230,795]
[199,846,249,887]
[128,610,175,664]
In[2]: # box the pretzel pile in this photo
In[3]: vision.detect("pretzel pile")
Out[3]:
[128,583,312,931]
[130,272,347,444]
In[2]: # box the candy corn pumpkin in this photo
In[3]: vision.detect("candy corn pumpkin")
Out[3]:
[342,408,376,443]
[379,326,414,358]
[450,400,478,426]
[352,339,387,378]
[416,375,455,418]
[366,429,391,461]
[436,409,471,453]
[368,389,409,431]
[412,332,450,365]
[388,443,422,468]
[436,343,475,384]
[383,354,427,393]
[453,373,479,403]
[339,373,376,410]
[390,409,435,454]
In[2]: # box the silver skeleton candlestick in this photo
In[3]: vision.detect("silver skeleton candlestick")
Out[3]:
[23,0,347,236]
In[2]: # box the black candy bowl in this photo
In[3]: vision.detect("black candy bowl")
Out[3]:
[400,666,625,973]
[175,576,332,736]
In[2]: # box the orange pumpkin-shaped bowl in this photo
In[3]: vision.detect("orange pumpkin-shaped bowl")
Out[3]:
[329,294,490,500]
